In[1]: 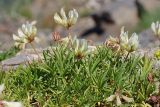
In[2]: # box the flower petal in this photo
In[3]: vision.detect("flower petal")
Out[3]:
[122,95,134,103]
[106,95,116,102]
[54,13,63,24]
[151,22,156,33]
[116,95,122,106]
[18,29,25,37]
[68,10,74,19]
[120,27,128,44]
[60,8,67,20]
[128,33,139,50]
[72,9,78,24]
[13,34,20,41]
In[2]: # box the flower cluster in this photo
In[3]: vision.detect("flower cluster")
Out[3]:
[119,27,139,52]
[105,36,120,52]
[106,91,134,106]
[151,21,160,37]
[0,84,22,107]
[54,8,78,29]
[71,36,88,59]
[13,21,37,49]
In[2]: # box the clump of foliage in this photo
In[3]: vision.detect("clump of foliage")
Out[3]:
[1,44,157,107]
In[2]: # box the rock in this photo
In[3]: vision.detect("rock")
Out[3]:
[16,48,44,55]
[0,48,46,71]
[72,17,95,36]
[1,54,39,71]
[28,29,52,48]
[104,0,138,26]
[86,0,138,26]
[86,0,112,11]
[139,29,160,49]
[138,0,160,12]
[0,33,14,51]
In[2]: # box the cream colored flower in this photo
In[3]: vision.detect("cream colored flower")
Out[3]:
[106,95,116,102]
[2,101,23,107]
[106,92,134,106]
[13,21,37,49]
[151,21,160,36]
[54,8,78,29]
[105,36,120,52]
[71,36,88,59]
[120,27,139,52]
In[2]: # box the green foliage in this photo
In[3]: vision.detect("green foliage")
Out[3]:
[0,47,20,61]
[133,8,160,32]
[0,0,32,18]
[0,44,156,106]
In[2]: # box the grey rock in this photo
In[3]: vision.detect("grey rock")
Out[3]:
[138,0,160,12]
[86,0,112,11]
[72,17,95,36]
[104,0,138,26]
[139,29,160,49]
[0,33,14,51]
[1,54,39,71]
[16,48,44,55]
[86,0,138,26]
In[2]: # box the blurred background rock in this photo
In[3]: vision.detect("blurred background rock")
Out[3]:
[0,0,160,50]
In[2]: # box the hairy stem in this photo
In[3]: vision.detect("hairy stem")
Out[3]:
[125,52,130,61]
[30,42,42,62]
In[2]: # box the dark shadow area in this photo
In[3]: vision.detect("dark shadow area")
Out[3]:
[135,0,146,18]
[80,12,114,38]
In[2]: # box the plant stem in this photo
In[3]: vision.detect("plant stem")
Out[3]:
[30,42,42,62]
[67,28,72,46]
[67,27,73,37]
[125,52,130,61]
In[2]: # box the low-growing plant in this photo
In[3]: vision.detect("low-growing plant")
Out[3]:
[0,7,160,107]
[0,43,157,106]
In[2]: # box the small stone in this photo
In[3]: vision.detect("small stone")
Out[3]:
[139,29,160,49]
[138,0,160,12]
[1,54,39,71]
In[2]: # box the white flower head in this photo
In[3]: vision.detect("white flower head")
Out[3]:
[120,27,129,45]
[151,21,160,36]
[106,95,116,102]
[71,36,88,59]
[119,27,139,52]
[2,101,23,107]
[106,92,134,106]
[13,21,37,49]
[54,8,78,29]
